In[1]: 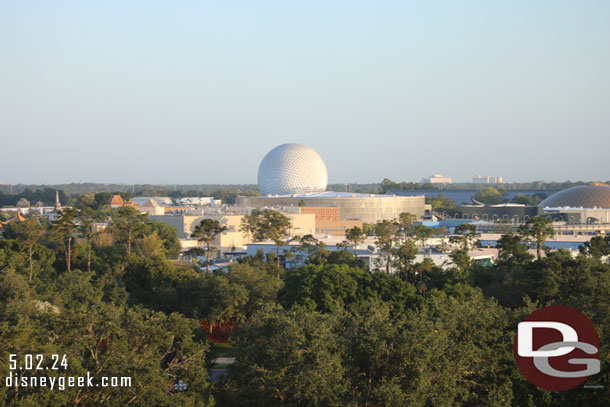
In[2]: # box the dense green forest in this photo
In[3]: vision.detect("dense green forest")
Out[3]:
[1,202,609,406]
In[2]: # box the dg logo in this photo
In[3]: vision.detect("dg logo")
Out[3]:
[513,305,600,391]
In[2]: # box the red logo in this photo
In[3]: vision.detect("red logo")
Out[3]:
[513,305,600,391]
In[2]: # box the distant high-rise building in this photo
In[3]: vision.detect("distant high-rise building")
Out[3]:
[422,174,452,184]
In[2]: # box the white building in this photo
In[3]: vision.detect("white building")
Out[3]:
[422,174,452,184]
[175,197,216,206]
[473,175,503,184]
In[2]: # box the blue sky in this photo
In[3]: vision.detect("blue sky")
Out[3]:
[1,1,608,184]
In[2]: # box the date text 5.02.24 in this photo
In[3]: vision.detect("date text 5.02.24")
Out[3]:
[9,354,68,371]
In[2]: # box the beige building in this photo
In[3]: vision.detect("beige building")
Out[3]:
[150,212,316,253]
[299,206,363,235]
[137,198,165,216]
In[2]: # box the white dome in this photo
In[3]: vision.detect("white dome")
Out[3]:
[258,143,328,196]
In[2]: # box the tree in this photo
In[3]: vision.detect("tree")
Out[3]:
[427,194,460,217]
[16,197,30,208]
[216,306,348,407]
[111,206,148,257]
[308,241,331,266]
[450,223,478,251]
[580,235,610,259]
[227,263,284,319]
[341,293,514,406]
[52,207,78,272]
[78,207,101,272]
[375,220,400,273]
[519,217,554,260]
[0,270,213,406]
[8,219,43,282]
[447,224,478,274]
[380,178,400,194]
[191,219,228,273]
[394,239,418,280]
[449,247,472,273]
[473,186,504,205]
[291,234,319,264]
[398,212,417,233]
[135,230,166,258]
[511,193,544,206]
[75,192,96,209]
[149,220,181,257]
[411,224,435,255]
[197,274,249,321]
[496,233,534,264]
[344,226,366,260]
[241,209,292,268]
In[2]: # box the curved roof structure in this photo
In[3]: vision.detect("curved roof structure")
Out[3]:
[539,184,610,208]
[258,143,328,196]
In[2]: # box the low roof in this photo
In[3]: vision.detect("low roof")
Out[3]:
[142,198,161,208]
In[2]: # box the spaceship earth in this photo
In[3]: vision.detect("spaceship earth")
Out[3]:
[257,143,328,196]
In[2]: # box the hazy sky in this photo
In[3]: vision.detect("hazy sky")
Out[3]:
[1,1,609,185]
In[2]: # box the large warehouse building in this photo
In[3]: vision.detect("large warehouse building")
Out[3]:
[236,192,426,223]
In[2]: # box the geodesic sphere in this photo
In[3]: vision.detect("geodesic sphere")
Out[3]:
[257,143,328,196]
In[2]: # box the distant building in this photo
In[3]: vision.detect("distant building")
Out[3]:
[137,198,165,216]
[422,174,452,184]
[299,206,363,236]
[109,195,124,209]
[245,234,380,270]
[539,184,610,224]
[473,175,503,184]
[236,192,426,224]
[130,197,173,206]
[175,197,217,206]
[478,233,593,252]
[149,212,316,253]
[461,203,541,223]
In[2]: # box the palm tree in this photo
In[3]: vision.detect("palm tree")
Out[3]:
[52,208,78,272]
[191,219,227,273]
[375,220,400,273]
[519,217,554,260]
[344,226,366,260]
[79,207,100,272]
[110,207,147,257]
[10,219,43,282]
